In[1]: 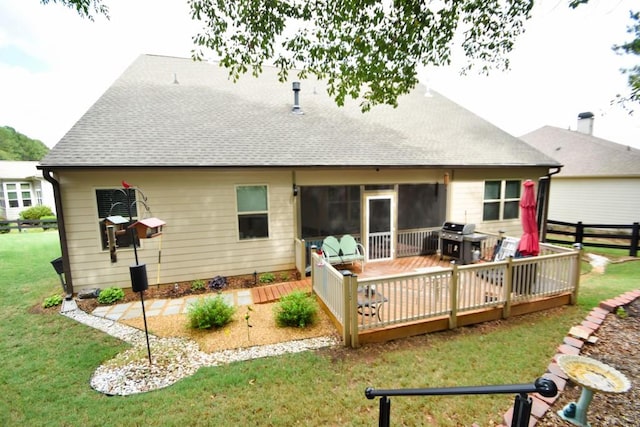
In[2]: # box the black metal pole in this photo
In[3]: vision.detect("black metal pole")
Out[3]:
[125,187,151,364]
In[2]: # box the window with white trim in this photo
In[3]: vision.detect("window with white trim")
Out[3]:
[96,188,138,250]
[3,182,33,208]
[236,185,269,240]
[483,180,521,221]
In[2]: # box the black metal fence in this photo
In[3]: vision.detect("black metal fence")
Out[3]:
[0,218,58,233]
[545,220,639,257]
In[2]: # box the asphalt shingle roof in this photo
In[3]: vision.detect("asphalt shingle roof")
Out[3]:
[520,126,640,177]
[41,54,560,169]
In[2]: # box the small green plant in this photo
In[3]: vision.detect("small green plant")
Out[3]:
[188,296,236,330]
[191,279,206,292]
[274,291,318,328]
[616,306,628,319]
[42,294,63,308]
[259,272,276,283]
[97,287,125,304]
[279,272,291,282]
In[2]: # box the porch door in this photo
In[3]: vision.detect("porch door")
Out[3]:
[365,195,394,261]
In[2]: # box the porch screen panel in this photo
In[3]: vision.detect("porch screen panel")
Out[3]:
[300,186,360,238]
[397,184,445,229]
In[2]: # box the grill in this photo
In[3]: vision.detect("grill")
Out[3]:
[439,222,488,264]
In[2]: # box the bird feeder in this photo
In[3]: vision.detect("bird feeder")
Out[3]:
[105,215,129,235]
[128,217,166,239]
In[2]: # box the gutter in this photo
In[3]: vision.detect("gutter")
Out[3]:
[538,166,563,242]
[41,168,73,296]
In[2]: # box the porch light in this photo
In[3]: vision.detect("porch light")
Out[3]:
[292,184,299,197]
[128,217,166,239]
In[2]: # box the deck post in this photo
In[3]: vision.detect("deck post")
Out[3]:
[503,258,514,319]
[449,263,458,329]
[342,272,352,347]
[348,274,360,348]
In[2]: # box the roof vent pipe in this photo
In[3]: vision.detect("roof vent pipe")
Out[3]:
[292,82,303,115]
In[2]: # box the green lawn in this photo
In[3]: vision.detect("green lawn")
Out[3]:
[1,231,638,426]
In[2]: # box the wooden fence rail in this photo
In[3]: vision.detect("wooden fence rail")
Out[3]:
[0,218,58,232]
[546,220,639,257]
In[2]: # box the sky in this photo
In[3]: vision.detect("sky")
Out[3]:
[1,0,639,149]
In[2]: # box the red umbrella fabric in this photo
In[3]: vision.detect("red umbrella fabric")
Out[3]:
[517,180,540,256]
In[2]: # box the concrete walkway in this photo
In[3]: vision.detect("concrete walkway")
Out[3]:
[91,289,254,321]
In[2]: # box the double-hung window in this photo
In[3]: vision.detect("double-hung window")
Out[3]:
[96,189,138,250]
[4,182,33,208]
[483,180,521,221]
[236,185,269,240]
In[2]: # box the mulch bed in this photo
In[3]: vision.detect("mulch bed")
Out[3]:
[74,269,300,313]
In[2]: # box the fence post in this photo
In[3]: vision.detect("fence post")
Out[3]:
[503,258,513,319]
[630,222,639,257]
[575,222,584,245]
[17,218,23,233]
[449,263,458,329]
[342,272,352,348]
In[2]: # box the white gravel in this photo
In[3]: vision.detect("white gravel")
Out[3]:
[60,300,339,396]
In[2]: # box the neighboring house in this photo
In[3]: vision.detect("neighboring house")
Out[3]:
[0,161,56,220]
[38,54,560,293]
[520,113,640,225]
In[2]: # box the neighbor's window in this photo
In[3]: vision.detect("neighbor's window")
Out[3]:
[96,188,138,250]
[3,182,33,208]
[483,180,521,221]
[237,185,269,240]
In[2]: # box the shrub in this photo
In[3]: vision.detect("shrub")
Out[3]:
[0,217,9,234]
[279,272,291,282]
[97,287,125,304]
[41,215,57,230]
[188,296,236,330]
[274,291,318,328]
[191,279,206,292]
[19,205,54,220]
[43,294,63,308]
[259,272,276,283]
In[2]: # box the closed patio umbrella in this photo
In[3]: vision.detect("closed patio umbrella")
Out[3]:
[517,180,540,257]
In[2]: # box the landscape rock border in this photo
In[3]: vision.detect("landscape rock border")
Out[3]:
[60,299,338,396]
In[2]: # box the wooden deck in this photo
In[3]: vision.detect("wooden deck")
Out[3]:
[251,255,450,304]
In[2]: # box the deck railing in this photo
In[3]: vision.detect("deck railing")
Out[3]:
[311,243,580,347]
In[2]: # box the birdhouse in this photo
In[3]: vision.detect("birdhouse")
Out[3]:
[128,217,166,239]
[105,215,129,236]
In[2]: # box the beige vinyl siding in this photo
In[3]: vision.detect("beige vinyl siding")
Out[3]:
[295,168,445,186]
[58,169,295,291]
[548,177,640,224]
[448,168,549,236]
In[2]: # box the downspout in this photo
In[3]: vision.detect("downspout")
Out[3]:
[538,167,562,242]
[42,169,73,295]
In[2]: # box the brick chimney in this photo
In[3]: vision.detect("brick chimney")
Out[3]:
[577,112,594,135]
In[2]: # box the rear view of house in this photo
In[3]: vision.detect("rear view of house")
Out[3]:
[39,54,560,294]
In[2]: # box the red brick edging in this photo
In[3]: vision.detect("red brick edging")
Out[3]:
[499,289,640,426]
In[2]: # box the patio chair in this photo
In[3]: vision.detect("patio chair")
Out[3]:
[339,234,366,272]
[321,236,342,265]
